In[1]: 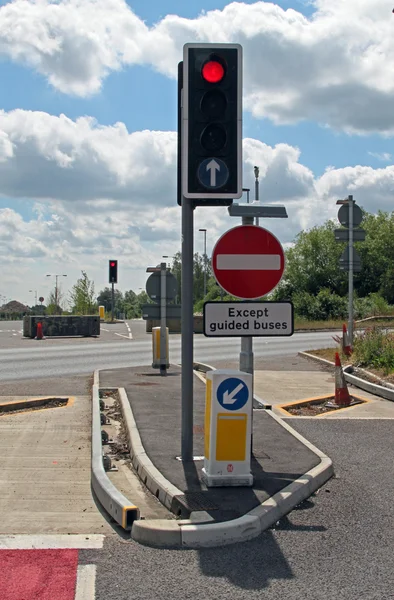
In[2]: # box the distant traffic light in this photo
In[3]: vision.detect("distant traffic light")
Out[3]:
[109,260,118,283]
[182,43,242,201]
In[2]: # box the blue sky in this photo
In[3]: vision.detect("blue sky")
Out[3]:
[0,0,393,304]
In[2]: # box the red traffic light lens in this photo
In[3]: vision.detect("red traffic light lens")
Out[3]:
[110,262,116,267]
[202,60,225,83]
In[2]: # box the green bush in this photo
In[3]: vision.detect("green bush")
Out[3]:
[354,294,391,319]
[353,327,394,374]
[292,289,347,321]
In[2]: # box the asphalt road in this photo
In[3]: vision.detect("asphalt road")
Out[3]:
[0,319,337,382]
[77,418,393,600]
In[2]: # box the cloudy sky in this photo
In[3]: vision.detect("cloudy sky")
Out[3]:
[1,0,393,306]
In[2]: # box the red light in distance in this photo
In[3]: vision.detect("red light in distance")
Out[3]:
[110,262,116,267]
[202,60,225,83]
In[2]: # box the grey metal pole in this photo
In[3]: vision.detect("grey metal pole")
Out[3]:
[55,275,58,314]
[240,215,254,376]
[348,195,354,345]
[254,166,260,226]
[181,197,194,461]
[111,282,115,322]
[160,262,167,376]
[203,231,207,298]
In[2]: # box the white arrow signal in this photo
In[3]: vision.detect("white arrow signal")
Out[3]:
[206,159,220,187]
[222,382,245,405]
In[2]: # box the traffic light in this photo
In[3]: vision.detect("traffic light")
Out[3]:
[182,43,242,201]
[109,260,118,283]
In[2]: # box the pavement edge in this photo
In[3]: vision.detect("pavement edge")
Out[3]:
[91,370,140,531]
[299,351,394,402]
[115,363,334,549]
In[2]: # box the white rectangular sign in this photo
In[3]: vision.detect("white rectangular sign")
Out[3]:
[203,301,294,337]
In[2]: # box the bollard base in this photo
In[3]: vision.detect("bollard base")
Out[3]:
[202,468,253,487]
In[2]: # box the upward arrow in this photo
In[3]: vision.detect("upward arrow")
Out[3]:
[206,159,220,187]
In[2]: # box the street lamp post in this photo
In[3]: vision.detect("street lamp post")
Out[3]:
[198,229,207,299]
[254,166,260,225]
[29,290,38,306]
[46,274,67,314]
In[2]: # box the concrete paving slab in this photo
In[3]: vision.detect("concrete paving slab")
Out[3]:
[0,395,112,535]
[254,370,394,419]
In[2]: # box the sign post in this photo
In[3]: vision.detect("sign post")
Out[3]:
[160,262,167,376]
[336,196,365,345]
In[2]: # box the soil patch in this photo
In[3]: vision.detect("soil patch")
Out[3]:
[0,397,69,416]
[284,396,365,416]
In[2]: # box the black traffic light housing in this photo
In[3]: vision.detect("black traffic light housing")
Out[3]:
[109,260,118,284]
[182,43,242,201]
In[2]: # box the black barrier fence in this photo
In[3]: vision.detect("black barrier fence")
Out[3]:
[23,315,100,338]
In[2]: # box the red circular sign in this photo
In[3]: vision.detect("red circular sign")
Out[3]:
[212,225,285,299]
[227,464,233,473]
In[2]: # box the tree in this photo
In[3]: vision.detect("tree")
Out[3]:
[69,271,97,315]
[46,288,65,315]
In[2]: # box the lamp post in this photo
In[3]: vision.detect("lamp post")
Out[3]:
[46,274,67,314]
[254,166,260,226]
[29,289,38,306]
[198,229,207,299]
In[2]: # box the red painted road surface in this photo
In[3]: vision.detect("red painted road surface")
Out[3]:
[0,549,79,600]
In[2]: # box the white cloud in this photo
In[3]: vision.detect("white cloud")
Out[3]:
[1,0,394,134]
[368,152,392,162]
[0,108,393,302]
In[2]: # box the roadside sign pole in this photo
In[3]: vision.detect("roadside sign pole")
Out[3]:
[181,196,194,461]
[239,215,254,376]
[348,195,354,345]
[111,282,115,322]
[160,262,167,376]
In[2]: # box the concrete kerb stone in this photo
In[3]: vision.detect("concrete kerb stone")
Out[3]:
[299,351,394,402]
[117,387,183,512]
[114,365,333,548]
[91,373,140,530]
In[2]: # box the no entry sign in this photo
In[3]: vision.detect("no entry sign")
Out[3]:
[212,225,285,299]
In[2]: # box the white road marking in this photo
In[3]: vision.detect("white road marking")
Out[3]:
[75,564,96,600]
[101,328,109,332]
[114,332,133,339]
[0,534,105,549]
[217,254,281,270]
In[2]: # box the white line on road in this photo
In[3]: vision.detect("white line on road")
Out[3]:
[114,333,133,339]
[75,564,96,600]
[101,328,109,332]
[0,534,105,549]
[217,254,281,270]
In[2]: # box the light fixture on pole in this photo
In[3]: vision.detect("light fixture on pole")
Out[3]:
[46,274,67,314]
[198,228,207,299]
[29,289,38,306]
[254,166,260,226]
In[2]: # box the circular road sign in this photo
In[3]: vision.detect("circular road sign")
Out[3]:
[212,225,285,299]
[197,158,229,190]
[39,296,44,303]
[146,272,178,303]
[338,204,363,228]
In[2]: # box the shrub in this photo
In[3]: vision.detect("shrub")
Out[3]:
[353,327,394,374]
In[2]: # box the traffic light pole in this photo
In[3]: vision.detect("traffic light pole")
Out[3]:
[181,197,194,461]
[111,282,115,322]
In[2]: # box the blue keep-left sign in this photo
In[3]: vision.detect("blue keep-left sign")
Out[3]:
[217,377,249,411]
[197,158,229,189]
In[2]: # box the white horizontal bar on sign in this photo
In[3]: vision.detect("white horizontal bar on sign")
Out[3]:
[216,254,281,270]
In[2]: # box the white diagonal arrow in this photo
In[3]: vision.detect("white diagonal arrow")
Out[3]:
[206,159,220,187]
[222,382,245,405]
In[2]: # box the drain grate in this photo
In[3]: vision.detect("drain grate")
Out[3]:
[173,492,220,513]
